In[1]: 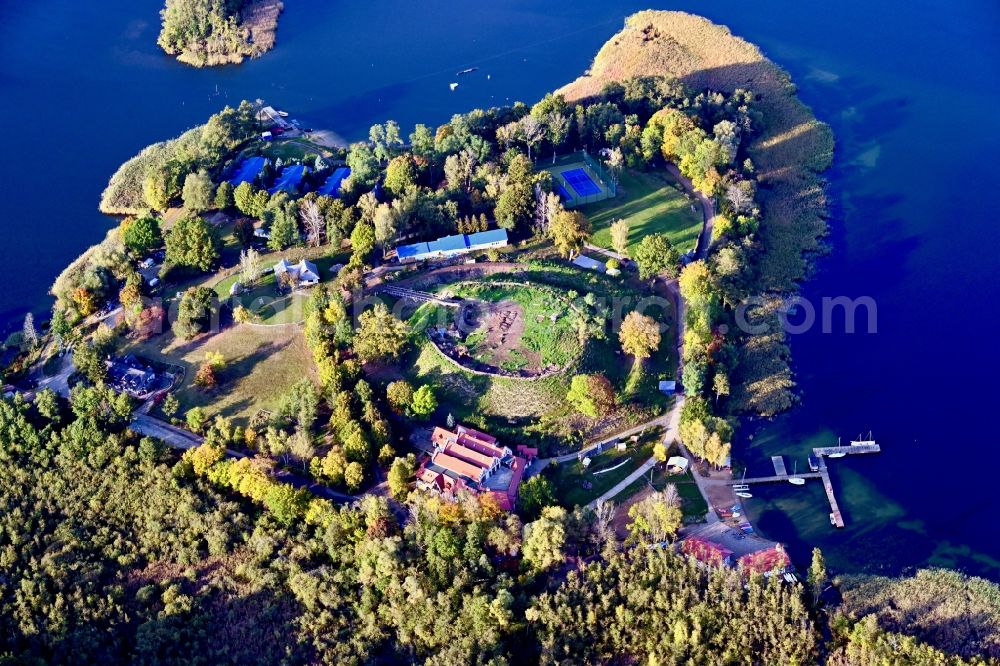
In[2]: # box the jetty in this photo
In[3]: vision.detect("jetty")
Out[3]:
[726,441,881,528]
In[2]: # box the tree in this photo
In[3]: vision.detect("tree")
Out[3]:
[494,154,534,232]
[233,218,255,248]
[73,342,106,384]
[353,303,408,363]
[172,287,216,339]
[161,392,180,419]
[344,461,365,492]
[523,506,566,573]
[387,455,416,499]
[193,361,217,388]
[233,181,261,217]
[182,169,214,212]
[631,233,680,280]
[21,313,38,350]
[165,215,220,273]
[546,112,570,162]
[349,220,376,265]
[238,248,262,287]
[50,309,71,350]
[186,406,207,433]
[566,374,615,418]
[627,486,682,544]
[518,475,556,521]
[549,210,592,258]
[386,380,414,414]
[384,154,417,199]
[121,216,163,255]
[618,311,660,360]
[143,168,172,211]
[346,142,379,186]
[605,147,624,185]
[808,547,827,602]
[372,203,397,247]
[519,115,545,160]
[214,180,234,210]
[300,200,324,247]
[267,202,299,252]
[410,385,437,419]
[610,219,630,256]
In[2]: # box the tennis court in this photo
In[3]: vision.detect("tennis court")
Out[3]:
[229,156,267,186]
[556,183,574,202]
[563,167,602,197]
[268,164,307,194]
[317,166,351,197]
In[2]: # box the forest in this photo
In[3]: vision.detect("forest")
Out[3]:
[157,0,283,67]
[0,391,989,665]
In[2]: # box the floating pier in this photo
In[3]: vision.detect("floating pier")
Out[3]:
[727,441,881,528]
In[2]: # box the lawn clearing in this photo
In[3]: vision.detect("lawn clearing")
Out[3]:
[617,465,710,522]
[584,169,703,254]
[545,427,661,507]
[125,324,313,426]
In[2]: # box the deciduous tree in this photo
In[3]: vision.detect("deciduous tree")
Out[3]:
[618,311,661,360]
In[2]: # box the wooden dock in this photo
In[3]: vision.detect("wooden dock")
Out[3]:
[728,443,882,528]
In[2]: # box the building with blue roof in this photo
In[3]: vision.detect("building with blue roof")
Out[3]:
[395,229,508,263]
[268,164,307,195]
[317,166,351,197]
[229,156,268,186]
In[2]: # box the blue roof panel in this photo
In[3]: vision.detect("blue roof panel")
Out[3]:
[397,242,430,259]
[466,229,508,247]
[429,234,469,253]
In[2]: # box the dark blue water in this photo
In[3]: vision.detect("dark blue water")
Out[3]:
[1,0,998,577]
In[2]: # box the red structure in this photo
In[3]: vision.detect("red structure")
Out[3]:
[681,537,734,567]
[737,545,791,574]
[416,425,532,511]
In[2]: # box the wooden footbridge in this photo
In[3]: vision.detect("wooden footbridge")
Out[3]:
[376,285,461,308]
[727,441,881,528]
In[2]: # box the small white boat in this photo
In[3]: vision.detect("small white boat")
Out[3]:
[277,110,289,117]
[449,82,459,91]
[829,513,837,526]
[788,462,806,485]
[736,491,753,499]
[456,67,478,75]
[851,430,876,446]
[828,452,846,458]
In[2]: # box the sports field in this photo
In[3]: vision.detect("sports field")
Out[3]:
[544,153,614,207]
[584,169,703,254]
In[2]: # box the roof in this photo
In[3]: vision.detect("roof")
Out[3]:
[444,442,496,469]
[433,451,485,482]
[659,380,677,392]
[397,242,431,259]
[466,229,508,248]
[429,234,469,253]
[682,537,733,565]
[572,255,605,272]
[273,258,293,274]
[666,456,689,470]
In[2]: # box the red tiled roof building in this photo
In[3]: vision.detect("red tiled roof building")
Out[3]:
[417,425,532,511]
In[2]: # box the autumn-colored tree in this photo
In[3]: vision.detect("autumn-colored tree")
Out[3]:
[549,209,592,258]
[618,311,661,360]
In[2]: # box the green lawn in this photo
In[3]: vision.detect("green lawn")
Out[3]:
[584,169,703,254]
[617,466,710,522]
[124,324,314,427]
[214,272,308,325]
[545,428,661,507]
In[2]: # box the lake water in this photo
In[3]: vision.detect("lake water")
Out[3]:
[1,0,998,577]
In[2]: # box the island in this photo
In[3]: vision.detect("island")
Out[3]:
[1,10,995,666]
[157,0,284,67]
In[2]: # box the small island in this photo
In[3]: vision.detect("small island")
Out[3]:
[157,0,284,67]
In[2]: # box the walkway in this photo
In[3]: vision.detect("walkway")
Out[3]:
[585,395,685,509]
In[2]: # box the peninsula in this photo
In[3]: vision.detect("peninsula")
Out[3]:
[157,0,284,67]
[0,10,994,665]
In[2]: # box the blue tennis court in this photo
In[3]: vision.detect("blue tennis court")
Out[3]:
[562,167,602,197]
[268,164,307,194]
[556,183,574,202]
[229,156,267,186]
[317,166,351,197]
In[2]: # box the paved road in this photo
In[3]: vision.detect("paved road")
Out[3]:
[664,162,716,259]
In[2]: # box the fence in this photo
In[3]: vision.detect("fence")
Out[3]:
[544,149,619,208]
